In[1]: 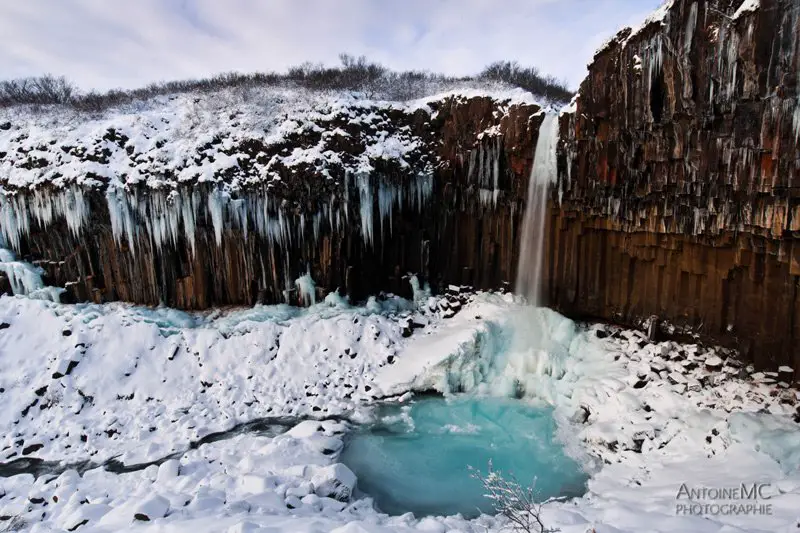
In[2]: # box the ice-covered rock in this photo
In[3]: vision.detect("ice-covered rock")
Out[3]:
[310,463,357,502]
[667,372,687,385]
[134,495,170,521]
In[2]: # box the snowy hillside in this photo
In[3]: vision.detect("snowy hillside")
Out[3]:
[0,85,537,191]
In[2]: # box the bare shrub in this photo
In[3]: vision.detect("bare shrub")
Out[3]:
[479,61,572,103]
[0,75,75,106]
[470,461,560,533]
[0,57,574,112]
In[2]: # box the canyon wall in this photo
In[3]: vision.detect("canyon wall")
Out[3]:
[549,0,800,369]
[3,0,798,370]
[0,93,542,308]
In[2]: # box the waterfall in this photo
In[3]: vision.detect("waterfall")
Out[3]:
[0,247,64,302]
[515,113,559,306]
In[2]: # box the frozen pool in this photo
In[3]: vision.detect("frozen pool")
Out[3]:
[340,395,588,518]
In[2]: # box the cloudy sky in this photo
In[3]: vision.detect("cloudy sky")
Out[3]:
[0,0,662,92]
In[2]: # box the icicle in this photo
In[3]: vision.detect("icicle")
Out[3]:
[377,180,398,237]
[106,187,137,254]
[684,2,698,55]
[281,253,294,304]
[353,172,374,246]
[207,188,226,246]
[792,102,800,143]
[408,274,431,304]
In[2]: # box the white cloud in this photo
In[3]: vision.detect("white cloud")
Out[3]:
[0,0,663,91]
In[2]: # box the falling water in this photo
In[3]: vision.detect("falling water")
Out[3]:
[515,114,559,306]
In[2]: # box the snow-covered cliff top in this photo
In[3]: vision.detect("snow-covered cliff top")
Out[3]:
[0,85,539,192]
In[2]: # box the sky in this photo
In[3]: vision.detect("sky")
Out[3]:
[0,0,663,92]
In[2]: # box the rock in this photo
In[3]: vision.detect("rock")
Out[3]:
[156,459,180,483]
[227,522,262,533]
[286,482,313,499]
[779,390,796,405]
[133,495,169,521]
[284,495,302,509]
[311,463,357,502]
[667,372,687,385]
[669,350,685,361]
[22,443,43,455]
[672,383,687,395]
[63,504,111,532]
[410,319,427,330]
[726,357,744,368]
[705,356,723,369]
[570,406,591,424]
[709,373,727,387]
[0,322,9,330]
[646,316,659,342]
[686,380,702,393]
[779,366,795,383]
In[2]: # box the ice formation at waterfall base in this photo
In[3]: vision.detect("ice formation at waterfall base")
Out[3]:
[340,396,588,518]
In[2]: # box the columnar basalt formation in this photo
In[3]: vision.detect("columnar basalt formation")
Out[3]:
[3,0,796,371]
[550,0,800,369]
[0,92,542,308]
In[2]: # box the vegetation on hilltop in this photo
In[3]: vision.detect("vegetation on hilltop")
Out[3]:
[0,55,573,112]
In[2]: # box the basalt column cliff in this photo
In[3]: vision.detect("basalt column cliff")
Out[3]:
[0,92,542,309]
[1,0,798,370]
[550,0,800,369]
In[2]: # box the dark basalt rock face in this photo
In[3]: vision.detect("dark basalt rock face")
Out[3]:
[550,0,800,369]
[2,95,542,309]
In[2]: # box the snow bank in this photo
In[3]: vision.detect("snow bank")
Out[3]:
[0,290,798,532]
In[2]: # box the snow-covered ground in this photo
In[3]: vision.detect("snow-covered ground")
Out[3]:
[1,289,799,532]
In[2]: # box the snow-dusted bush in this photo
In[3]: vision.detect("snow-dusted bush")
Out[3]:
[470,461,560,533]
